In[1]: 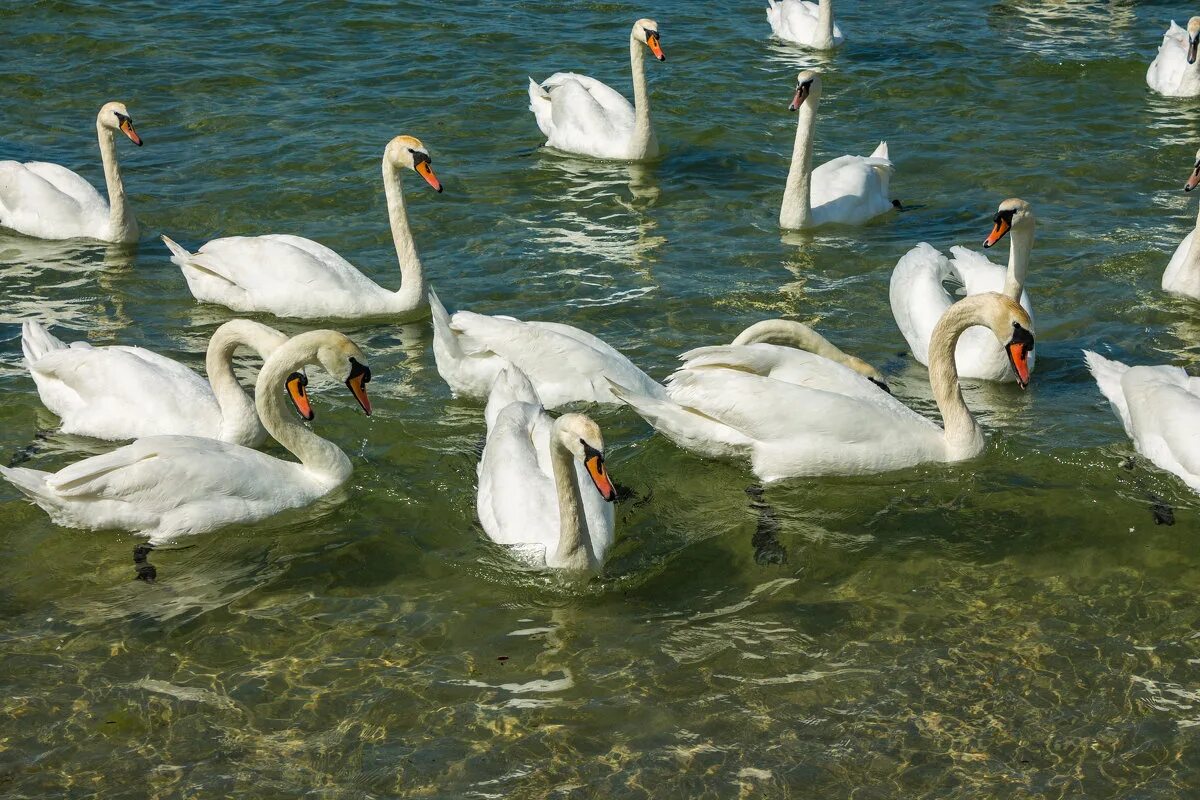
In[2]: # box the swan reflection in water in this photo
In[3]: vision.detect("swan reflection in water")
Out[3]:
[526,155,665,301]
[0,236,136,332]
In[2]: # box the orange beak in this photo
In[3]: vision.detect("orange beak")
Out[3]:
[585,454,617,502]
[344,358,372,416]
[415,160,442,193]
[789,84,809,112]
[119,118,143,147]
[984,216,1011,248]
[1006,343,1030,388]
[646,32,665,61]
[1186,162,1200,192]
[286,372,314,420]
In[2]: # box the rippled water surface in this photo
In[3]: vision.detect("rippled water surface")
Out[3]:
[3,1,1200,796]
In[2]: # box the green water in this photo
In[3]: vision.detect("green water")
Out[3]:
[3,1,1200,796]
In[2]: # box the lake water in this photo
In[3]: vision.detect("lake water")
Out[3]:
[3,1,1200,796]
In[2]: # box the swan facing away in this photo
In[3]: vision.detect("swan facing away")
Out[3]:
[891,198,1037,382]
[766,0,844,50]
[21,319,287,446]
[1147,17,1200,97]
[163,135,442,321]
[429,290,663,409]
[0,102,143,243]
[1163,148,1200,301]
[0,330,373,543]
[528,19,666,161]
[1084,350,1200,494]
[780,71,895,229]
[612,293,1034,482]
[477,366,617,571]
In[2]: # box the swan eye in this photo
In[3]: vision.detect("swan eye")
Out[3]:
[993,209,1016,225]
[1009,322,1034,351]
[348,357,371,384]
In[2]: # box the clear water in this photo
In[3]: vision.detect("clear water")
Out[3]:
[3,1,1200,796]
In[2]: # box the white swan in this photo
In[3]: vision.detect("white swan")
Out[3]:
[891,198,1036,383]
[162,135,442,321]
[766,0,844,49]
[0,330,373,543]
[528,19,666,161]
[779,71,894,229]
[20,319,287,446]
[429,290,663,409]
[1084,350,1200,494]
[0,102,143,243]
[477,366,617,570]
[611,293,1034,482]
[683,318,892,396]
[1164,148,1200,301]
[1147,17,1200,97]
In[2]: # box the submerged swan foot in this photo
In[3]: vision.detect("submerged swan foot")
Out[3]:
[133,543,157,582]
[1148,494,1176,526]
[746,486,788,566]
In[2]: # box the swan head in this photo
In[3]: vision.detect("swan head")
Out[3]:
[983,198,1033,248]
[555,414,618,502]
[980,294,1035,389]
[1188,17,1200,63]
[1185,147,1200,191]
[633,19,665,61]
[98,101,142,146]
[385,135,442,193]
[789,71,822,111]
[285,332,373,419]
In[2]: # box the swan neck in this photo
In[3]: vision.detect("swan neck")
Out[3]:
[1002,224,1034,300]
[383,159,425,307]
[96,119,135,240]
[817,0,836,48]
[255,338,353,484]
[780,101,816,229]
[550,431,592,570]
[206,321,287,444]
[629,34,655,159]
[926,301,986,458]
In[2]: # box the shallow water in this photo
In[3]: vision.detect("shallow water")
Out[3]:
[2,0,1200,796]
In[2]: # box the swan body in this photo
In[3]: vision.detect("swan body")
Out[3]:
[21,319,287,446]
[528,19,665,161]
[766,0,844,49]
[891,199,1037,382]
[613,293,1034,482]
[429,290,663,409]
[0,102,142,243]
[1164,148,1200,301]
[477,366,617,570]
[1084,350,1200,494]
[1147,18,1200,97]
[0,330,374,544]
[164,135,442,321]
[780,72,894,229]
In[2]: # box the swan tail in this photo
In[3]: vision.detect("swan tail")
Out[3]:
[607,379,754,459]
[0,465,53,503]
[528,78,554,139]
[427,289,464,360]
[21,320,68,364]
[160,234,194,265]
[871,141,889,160]
[1083,350,1135,436]
[485,365,540,431]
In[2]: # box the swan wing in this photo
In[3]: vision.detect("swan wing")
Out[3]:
[0,161,106,239]
[1122,365,1200,492]
[477,402,560,556]
[1084,350,1135,437]
[538,74,635,158]
[1148,21,1194,94]
[680,343,883,399]
[766,1,844,47]
[27,343,222,440]
[1163,230,1200,298]
[810,152,893,225]
[890,243,953,366]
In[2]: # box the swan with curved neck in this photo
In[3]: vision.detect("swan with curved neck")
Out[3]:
[779,71,895,229]
[477,367,617,571]
[0,102,143,242]
[0,330,373,543]
[20,318,288,446]
[163,135,442,321]
[766,0,844,50]
[891,198,1037,382]
[528,19,666,161]
[1147,17,1200,97]
[1163,148,1200,300]
[611,293,1034,482]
